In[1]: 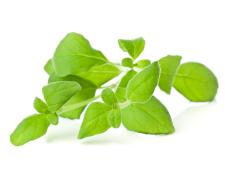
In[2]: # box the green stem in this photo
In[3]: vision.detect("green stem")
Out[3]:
[98,83,117,89]
[57,95,101,114]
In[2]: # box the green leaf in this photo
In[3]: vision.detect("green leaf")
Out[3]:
[10,114,50,146]
[42,81,81,112]
[135,59,151,68]
[48,75,96,119]
[118,37,145,59]
[122,58,133,68]
[121,97,174,134]
[78,102,111,139]
[53,32,107,77]
[173,62,218,102]
[101,88,117,105]
[108,107,121,128]
[115,70,137,102]
[77,63,121,87]
[126,62,160,102]
[44,59,55,75]
[33,97,49,114]
[46,113,59,125]
[158,55,182,94]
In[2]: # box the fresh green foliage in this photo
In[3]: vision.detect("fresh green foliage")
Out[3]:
[118,37,145,59]
[158,55,182,94]
[173,62,218,101]
[122,58,133,68]
[122,97,174,134]
[126,62,159,102]
[115,70,137,102]
[48,75,96,119]
[11,32,218,145]
[101,88,118,105]
[33,97,49,114]
[134,59,151,68]
[42,81,81,112]
[11,114,50,146]
[108,107,121,128]
[78,102,111,139]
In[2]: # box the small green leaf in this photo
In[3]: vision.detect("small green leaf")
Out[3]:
[115,70,137,102]
[42,81,81,112]
[33,97,49,114]
[173,62,218,102]
[53,32,107,77]
[158,55,182,94]
[78,102,111,139]
[46,113,59,125]
[10,114,50,146]
[44,59,55,75]
[118,37,145,59]
[77,63,121,87]
[108,107,121,128]
[121,97,174,134]
[48,75,96,119]
[122,58,133,67]
[126,62,160,102]
[101,88,117,105]
[135,59,151,68]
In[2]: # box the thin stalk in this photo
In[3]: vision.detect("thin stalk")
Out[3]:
[57,95,101,114]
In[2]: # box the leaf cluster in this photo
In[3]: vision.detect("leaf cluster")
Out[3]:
[11,33,218,146]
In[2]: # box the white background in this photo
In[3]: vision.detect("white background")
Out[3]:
[0,0,230,173]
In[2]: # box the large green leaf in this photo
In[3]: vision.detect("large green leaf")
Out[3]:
[115,70,137,102]
[53,32,107,77]
[78,102,111,139]
[158,55,182,94]
[77,63,121,86]
[121,97,174,134]
[118,37,145,59]
[173,62,218,102]
[126,62,159,102]
[42,81,81,112]
[48,75,96,119]
[10,114,50,146]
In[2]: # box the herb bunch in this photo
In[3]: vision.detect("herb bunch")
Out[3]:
[10,33,218,146]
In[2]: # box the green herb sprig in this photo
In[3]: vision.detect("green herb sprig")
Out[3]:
[10,33,218,146]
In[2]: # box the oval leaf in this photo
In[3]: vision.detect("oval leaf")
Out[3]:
[49,75,96,119]
[101,88,117,105]
[115,70,137,102]
[33,97,49,114]
[173,62,218,102]
[121,97,174,134]
[118,37,145,59]
[10,114,50,146]
[42,81,81,112]
[108,107,121,128]
[78,102,111,139]
[126,62,160,102]
[53,32,107,77]
[158,55,182,94]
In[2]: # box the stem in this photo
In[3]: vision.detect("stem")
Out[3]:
[57,95,101,114]
[98,83,117,89]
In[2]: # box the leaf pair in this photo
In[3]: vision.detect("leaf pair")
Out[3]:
[78,88,121,139]
[158,55,218,101]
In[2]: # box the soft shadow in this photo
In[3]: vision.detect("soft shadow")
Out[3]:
[45,120,80,143]
[80,130,139,145]
[174,101,217,132]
